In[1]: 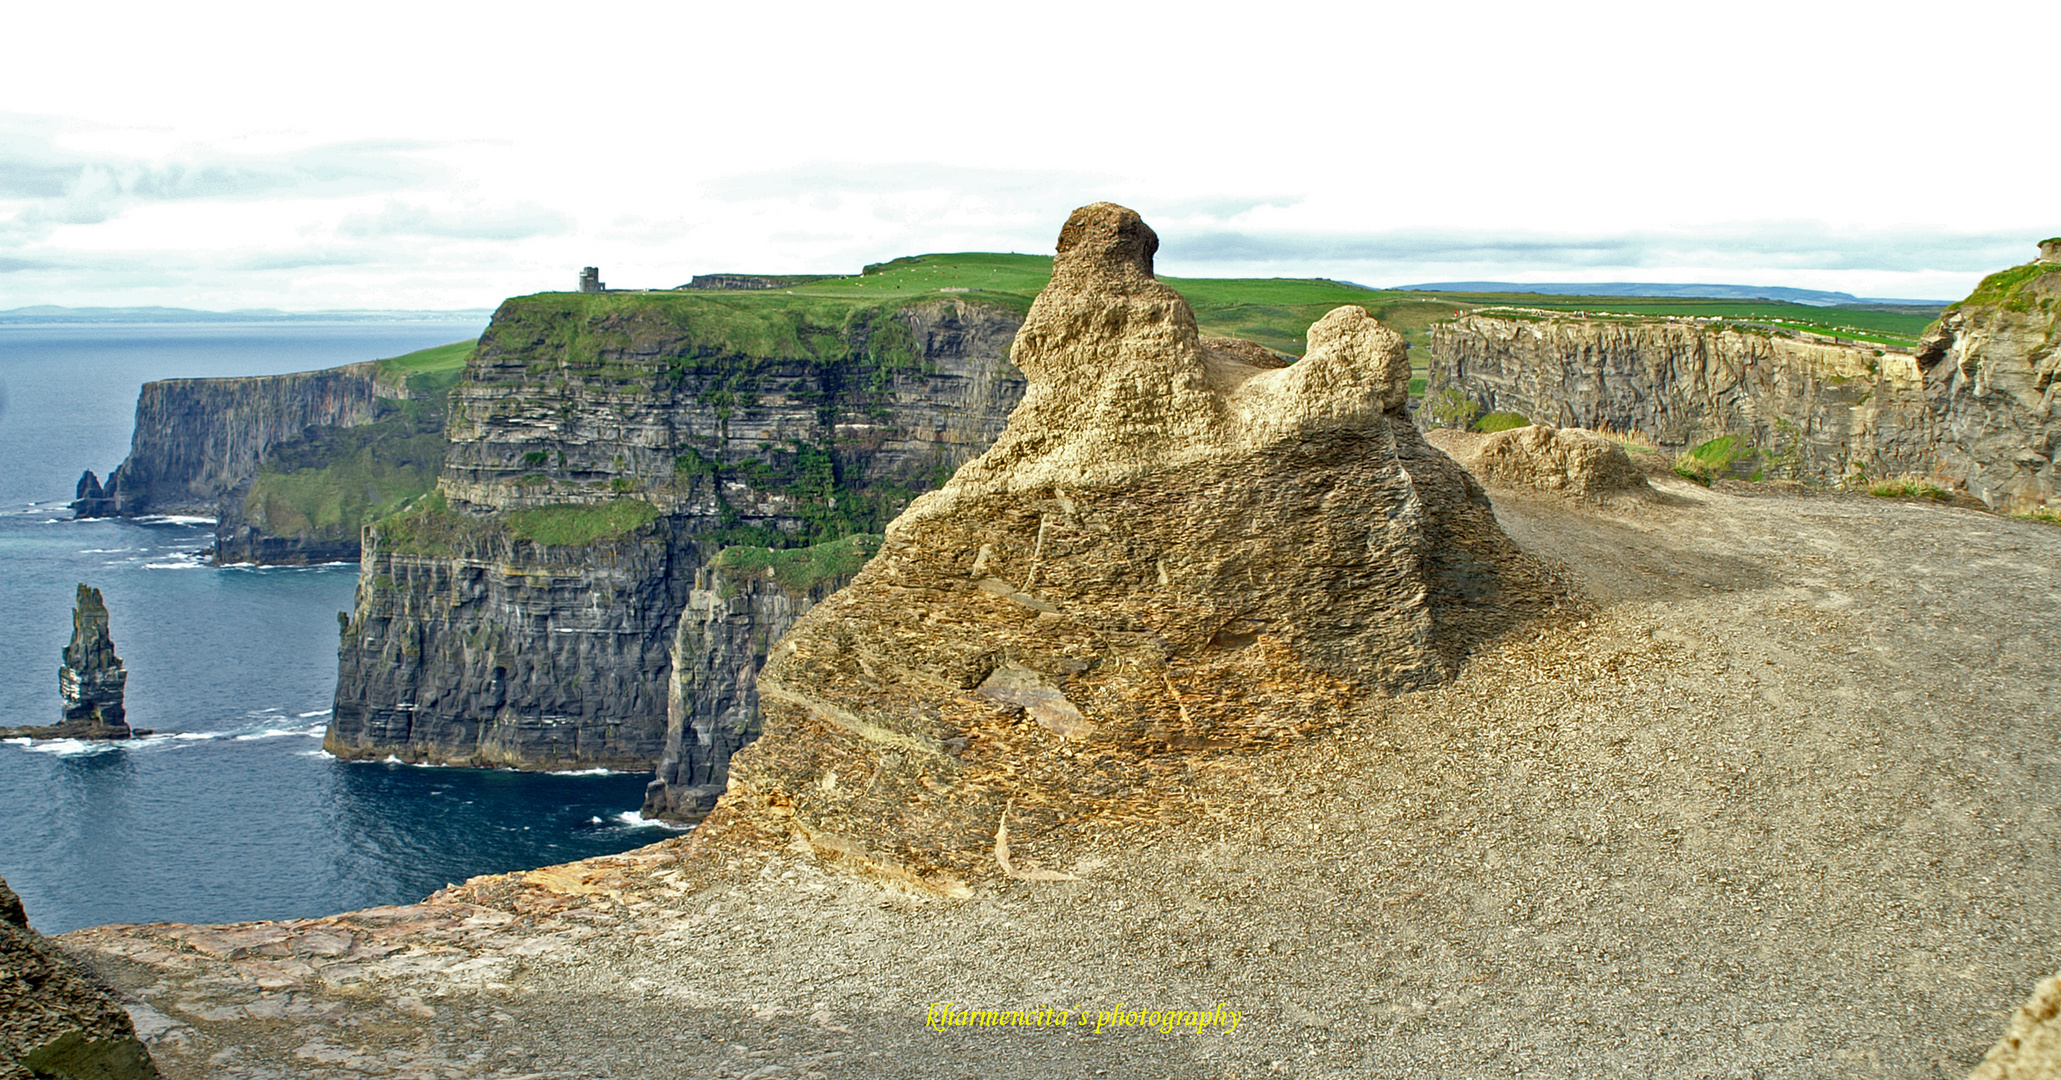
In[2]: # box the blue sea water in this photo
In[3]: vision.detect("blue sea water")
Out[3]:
[0,322,680,934]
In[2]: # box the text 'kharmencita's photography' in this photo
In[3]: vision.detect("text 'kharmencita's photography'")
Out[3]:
[3,3,2059,1077]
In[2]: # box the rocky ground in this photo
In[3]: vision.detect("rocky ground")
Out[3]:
[59,462,2061,1079]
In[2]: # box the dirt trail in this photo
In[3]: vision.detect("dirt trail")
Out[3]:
[63,469,2061,1079]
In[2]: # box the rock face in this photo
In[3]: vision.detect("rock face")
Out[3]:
[1969,974,2061,1080]
[641,537,875,821]
[703,203,1566,889]
[71,363,384,519]
[1426,250,2061,512]
[0,876,160,1080]
[1425,315,1933,484]
[1471,424,1655,501]
[328,296,1024,770]
[57,585,128,738]
[1913,258,2061,512]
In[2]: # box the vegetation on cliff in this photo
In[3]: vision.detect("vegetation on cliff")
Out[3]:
[1948,259,2061,314]
[227,342,474,559]
[709,533,879,595]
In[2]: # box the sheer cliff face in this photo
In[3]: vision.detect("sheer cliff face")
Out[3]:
[1425,317,1935,484]
[327,298,1024,771]
[76,363,383,516]
[642,545,870,821]
[1916,262,2061,512]
[1427,257,2060,512]
[701,204,1566,891]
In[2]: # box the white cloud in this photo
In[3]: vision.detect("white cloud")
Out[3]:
[0,0,2056,308]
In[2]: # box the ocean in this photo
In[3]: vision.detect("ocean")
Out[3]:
[0,321,680,934]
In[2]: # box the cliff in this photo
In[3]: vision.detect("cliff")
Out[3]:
[1913,257,2061,512]
[699,203,1567,890]
[327,295,1024,771]
[1425,249,2060,511]
[1424,314,1933,484]
[73,363,385,518]
[72,345,470,566]
[641,535,876,820]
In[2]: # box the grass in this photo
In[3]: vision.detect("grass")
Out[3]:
[237,396,448,545]
[376,340,476,395]
[1950,262,2061,314]
[1867,478,1954,502]
[1433,293,1937,347]
[244,446,440,539]
[711,533,880,594]
[696,252,1467,355]
[1474,412,1530,434]
[2015,509,2061,527]
[1673,435,1753,485]
[506,500,660,546]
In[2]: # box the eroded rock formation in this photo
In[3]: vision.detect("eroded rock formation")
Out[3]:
[57,585,128,738]
[0,876,160,1080]
[701,203,1566,889]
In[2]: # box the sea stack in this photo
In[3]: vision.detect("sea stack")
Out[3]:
[58,584,130,738]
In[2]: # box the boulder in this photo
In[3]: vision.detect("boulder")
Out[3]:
[701,202,1567,890]
[1471,424,1656,501]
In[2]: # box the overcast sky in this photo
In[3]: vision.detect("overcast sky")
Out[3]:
[3,1,2055,310]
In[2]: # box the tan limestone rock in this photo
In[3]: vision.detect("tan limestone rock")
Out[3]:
[1970,974,2061,1080]
[698,202,1568,891]
[1471,424,1656,502]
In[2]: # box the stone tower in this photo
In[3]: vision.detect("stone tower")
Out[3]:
[2039,239,2060,265]
[578,267,605,293]
[58,584,130,737]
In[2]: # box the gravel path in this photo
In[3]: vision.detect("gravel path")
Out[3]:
[64,474,2061,1079]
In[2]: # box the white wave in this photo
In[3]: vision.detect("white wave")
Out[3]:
[16,738,119,757]
[233,728,302,741]
[76,548,137,554]
[297,709,334,718]
[134,514,217,526]
[547,767,632,776]
[613,811,693,831]
[142,558,205,570]
[296,749,336,759]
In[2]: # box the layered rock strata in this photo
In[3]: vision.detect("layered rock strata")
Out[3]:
[0,876,160,1080]
[329,297,1023,770]
[1425,315,1931,484]
[72,363,384,519]
[1426,250,2060,512]
[57,584,128,738]
[702,203,1567,889]
[642,537,876,821]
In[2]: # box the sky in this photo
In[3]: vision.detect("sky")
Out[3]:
[3,0,2056,311]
